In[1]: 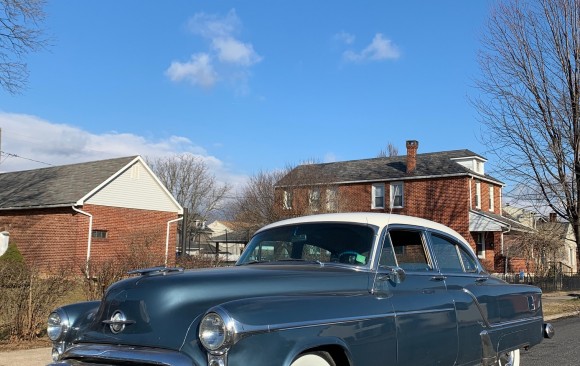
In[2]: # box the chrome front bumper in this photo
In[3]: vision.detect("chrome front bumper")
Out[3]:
[47,344,194,366]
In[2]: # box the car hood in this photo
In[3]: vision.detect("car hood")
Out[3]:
[76,264,370,351]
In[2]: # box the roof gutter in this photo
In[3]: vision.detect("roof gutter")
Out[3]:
[275,173,504,189]
[72,206,93,278]
[165,217,183,266]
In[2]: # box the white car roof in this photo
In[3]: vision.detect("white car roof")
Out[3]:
[257,212,471,247]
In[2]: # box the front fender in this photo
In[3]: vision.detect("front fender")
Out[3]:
[206,293,396,365]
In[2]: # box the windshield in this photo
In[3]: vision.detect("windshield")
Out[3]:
[237,222,377,267]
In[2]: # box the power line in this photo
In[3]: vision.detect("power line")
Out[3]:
[0,150,53,167]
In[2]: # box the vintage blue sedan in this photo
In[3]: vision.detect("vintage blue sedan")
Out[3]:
[47,213,553,366]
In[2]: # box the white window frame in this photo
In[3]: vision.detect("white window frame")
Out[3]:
[326,187,338,211]
[309,188,320,212]
[283,190,293,210]
[477,233,486,259]
[371,183,385,209]
[475,181,481,209]
[390,182,404,208]
[489,185,494,212]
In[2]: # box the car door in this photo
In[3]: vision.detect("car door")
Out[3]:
[427,231,495,365]
[376,227,458,365]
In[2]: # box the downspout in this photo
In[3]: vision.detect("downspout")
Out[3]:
[166,217,183,266]
[72,206,93,278]
[502,225,511,274]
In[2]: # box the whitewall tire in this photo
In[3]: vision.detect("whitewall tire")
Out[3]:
[290,352,335,366]
[498,349,520,366]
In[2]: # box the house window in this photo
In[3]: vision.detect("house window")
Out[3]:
[475,181,481,209]
[390,182,404,208]
[372,184,385,209]
[476,233,485,259]
[326,187,338,211]
[489,185,494,212]
[92,230,108,239]
[309,188,320,211]
[283,190,293,210]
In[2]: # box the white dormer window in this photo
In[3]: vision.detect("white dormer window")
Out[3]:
[451,156,486,175]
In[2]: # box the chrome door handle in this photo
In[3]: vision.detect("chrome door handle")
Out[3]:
[431,275,446,281]
[475,277,487,283]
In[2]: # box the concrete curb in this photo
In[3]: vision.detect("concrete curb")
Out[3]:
[545,311,580,321]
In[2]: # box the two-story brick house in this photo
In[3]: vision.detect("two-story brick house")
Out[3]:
[275,140,528,271]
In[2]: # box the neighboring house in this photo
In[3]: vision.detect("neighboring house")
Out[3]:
[504,206,577,274]
[0,156,183,274]
[275,140,530,272]
[538,218,578,274]
[206,220,251,263]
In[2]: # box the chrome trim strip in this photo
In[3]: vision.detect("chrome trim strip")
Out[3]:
[211,305,397,342]
[57,344,192,366]
[265,312,397,333]
[213,305,453,344]
[487,315,543,329]
[394,308,456,317]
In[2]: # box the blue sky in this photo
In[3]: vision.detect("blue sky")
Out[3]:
[0,0,495,188]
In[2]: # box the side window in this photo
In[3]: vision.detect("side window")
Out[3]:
[430,234,463,272]
[389,230,431,271]
[378,234,397,267]
[458,245,479,273]
[430,233,479,273]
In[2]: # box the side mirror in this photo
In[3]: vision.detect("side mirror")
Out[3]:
[386,266,406,284]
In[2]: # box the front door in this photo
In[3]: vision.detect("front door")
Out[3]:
[377,228,458,365]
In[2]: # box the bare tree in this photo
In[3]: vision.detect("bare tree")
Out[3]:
[0,0,47,94]
[473,0,580,268]
[228,169,289,230]
[147,154,231,223]
[377,142,399,158]
[508,227,564,276]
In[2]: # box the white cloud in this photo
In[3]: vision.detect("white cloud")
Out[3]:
[212,37,262,66]
[167,9,261,90]
[166,53,217,88]
[187,9,241,39]
[342,33,400,62]
[0,112,247,190]
[334,31,355,45]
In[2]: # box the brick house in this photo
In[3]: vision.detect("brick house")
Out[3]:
[275,140,529,272]
[0,156,183,274]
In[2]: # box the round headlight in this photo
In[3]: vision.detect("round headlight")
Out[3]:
[199,312,228,351]
[47,310,68,341]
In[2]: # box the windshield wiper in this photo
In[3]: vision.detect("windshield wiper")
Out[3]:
[241,260,270,265]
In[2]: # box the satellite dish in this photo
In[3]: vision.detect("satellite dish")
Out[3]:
[0,231,9,257]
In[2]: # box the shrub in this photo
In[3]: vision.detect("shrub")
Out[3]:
[0,259,73,341]
[0,242,24,263]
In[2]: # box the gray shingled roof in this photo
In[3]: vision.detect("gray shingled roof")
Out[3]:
[0,156,138,210]
[276,149,503,187]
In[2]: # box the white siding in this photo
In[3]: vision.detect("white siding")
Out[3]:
[86,161,180,213]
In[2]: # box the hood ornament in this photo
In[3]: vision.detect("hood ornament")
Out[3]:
[102,311,135,334]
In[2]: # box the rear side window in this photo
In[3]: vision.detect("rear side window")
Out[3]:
[388,230,431,271]
[430,234,479,273]
[430,234,463,272]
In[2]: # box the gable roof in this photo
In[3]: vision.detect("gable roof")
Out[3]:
[0,156,140,210]
[276,149,503,187]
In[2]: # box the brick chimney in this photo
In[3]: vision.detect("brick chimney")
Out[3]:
[406,140,419,174]
[549,212,557,222]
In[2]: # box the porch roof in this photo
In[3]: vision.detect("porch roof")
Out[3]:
[469,210,534,233]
